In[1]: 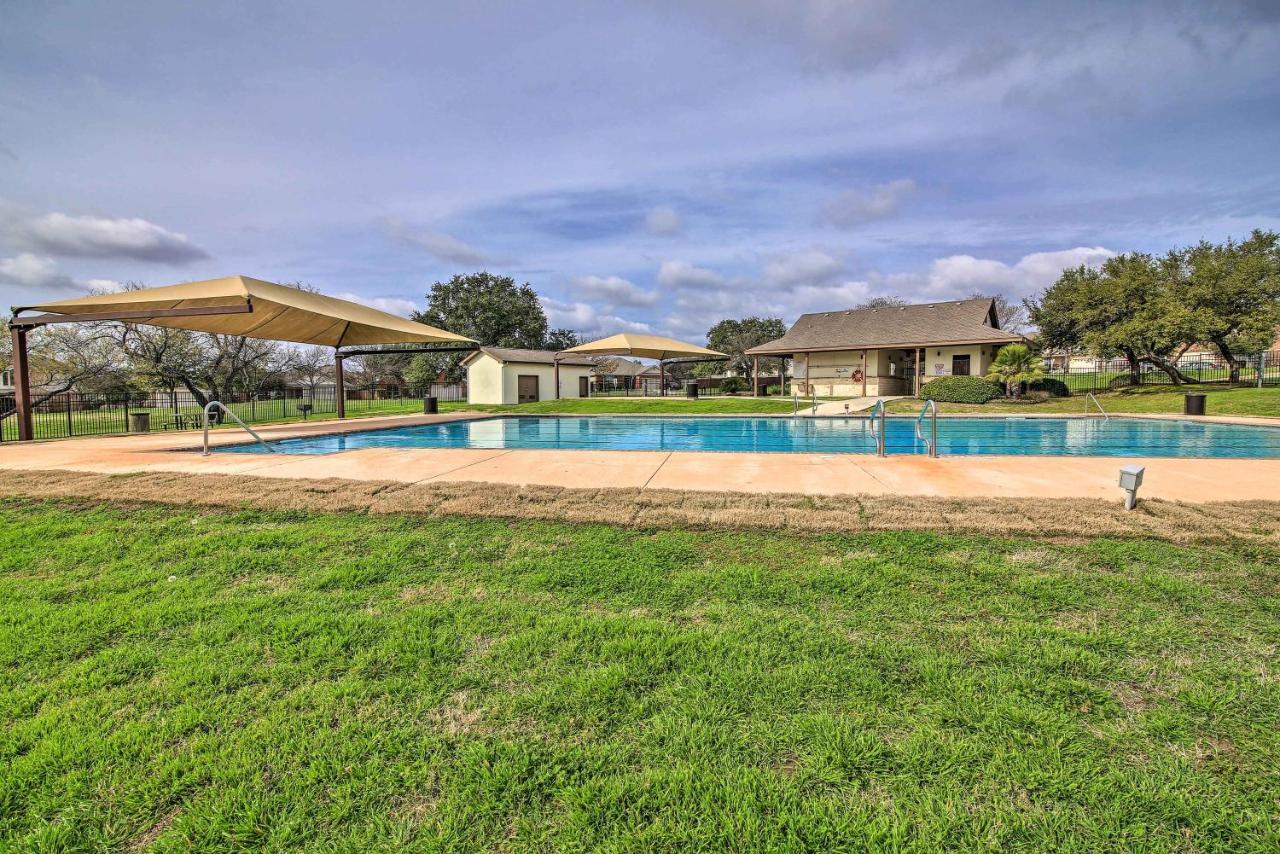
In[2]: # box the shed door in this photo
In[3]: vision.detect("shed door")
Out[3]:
[517,374,539,403]
[578,376,589,397]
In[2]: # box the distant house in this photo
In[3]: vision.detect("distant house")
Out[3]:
[747,297,1024,397]
[0,368,13,393]
[462,347,596,404]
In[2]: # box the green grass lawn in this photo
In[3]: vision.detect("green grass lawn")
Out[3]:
[886,384,1280,417]
[3,499,1278,850]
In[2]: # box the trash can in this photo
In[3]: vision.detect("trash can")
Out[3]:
[686,382,699,399]
[1184,393,1206,416]
[423,396,439,414]
[129,412,151,433]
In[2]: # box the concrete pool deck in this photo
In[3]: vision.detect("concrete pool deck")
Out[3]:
[1,411,1278,503]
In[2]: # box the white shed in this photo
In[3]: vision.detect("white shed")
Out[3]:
[461,347,597,405]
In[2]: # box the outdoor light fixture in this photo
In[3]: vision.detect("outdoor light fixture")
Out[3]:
[1118,464,1145,510]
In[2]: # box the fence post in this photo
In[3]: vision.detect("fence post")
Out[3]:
[66,395,74,437]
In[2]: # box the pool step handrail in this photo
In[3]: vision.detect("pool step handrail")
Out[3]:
[202,401,277,456]
[867,399,887,456]
[1085,392,1110,421]
[915,399,939,457]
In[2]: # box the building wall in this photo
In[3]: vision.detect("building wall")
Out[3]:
[466,354,507,404]
[919,344,998,383]
[467,354,593,404]
[793,344,1004,397]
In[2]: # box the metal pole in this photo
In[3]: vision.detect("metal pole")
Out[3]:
[554,358,560,400]
[11,325,32,441]
[659,360,666,397]
[334,351,346,418]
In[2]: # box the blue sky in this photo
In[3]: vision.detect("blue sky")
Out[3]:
[2,0,1278,342]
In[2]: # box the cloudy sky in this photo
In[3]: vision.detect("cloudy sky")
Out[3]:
[2,0,1278,341]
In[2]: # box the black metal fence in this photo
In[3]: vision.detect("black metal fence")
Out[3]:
[0,383,466,442]
[1039,351,1279,393]
[589,376,787,398]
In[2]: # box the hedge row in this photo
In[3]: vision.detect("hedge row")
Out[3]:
[920,376,1004,403]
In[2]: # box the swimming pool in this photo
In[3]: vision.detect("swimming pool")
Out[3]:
[213,415,1280,458]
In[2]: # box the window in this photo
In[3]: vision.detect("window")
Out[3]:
[951,355,971,376]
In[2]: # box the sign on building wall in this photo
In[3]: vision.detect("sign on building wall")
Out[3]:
[793,356,806,379]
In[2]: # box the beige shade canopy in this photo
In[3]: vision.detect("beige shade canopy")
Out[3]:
[559,333,726,361]
[16,275,474,348]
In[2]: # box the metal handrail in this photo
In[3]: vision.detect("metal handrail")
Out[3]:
[1085,392,1110,421]
[202,401,278,456]
[916,399,939,457]
[867,399,887,456]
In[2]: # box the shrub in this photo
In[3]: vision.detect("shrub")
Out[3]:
[719,376,747,394]
[766,384,781,396]
[1028,377,1070,397]
[921,376,1003,404]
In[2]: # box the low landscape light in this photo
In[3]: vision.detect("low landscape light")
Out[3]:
[1119,464,1145,510]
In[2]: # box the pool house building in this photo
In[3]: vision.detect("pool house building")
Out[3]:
[748,297,1025,398]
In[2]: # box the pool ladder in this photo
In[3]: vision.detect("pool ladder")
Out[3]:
[867,399,887,456]
[792,388,818,416]
[1085,392,1110,421]
[915,399,938,457]
[202,401,278,456]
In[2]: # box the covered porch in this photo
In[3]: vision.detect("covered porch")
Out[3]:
[789,342,999,398]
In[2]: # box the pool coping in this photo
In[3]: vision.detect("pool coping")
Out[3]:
[3,409,1280,504]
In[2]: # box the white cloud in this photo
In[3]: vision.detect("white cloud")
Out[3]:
[542,296,652,338]
[921,246,1116,299]
[644,205,683,236]
[0,253,86,299]
[386,221,496,266]
[570,274,659,307]
[820,179,917,228]
[84,278,126,293]
[761,249,844,287]
[22,213,209,263]
[657,259,726,289]
[332,291,419,317]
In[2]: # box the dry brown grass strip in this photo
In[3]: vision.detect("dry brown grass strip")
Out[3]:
[1,468,1278,546]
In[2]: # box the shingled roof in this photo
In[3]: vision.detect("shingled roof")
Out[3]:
[461,347,598,367]
[746,297,1024,355]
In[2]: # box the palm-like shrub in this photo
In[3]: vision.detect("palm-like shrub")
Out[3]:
[985,344,1045,398]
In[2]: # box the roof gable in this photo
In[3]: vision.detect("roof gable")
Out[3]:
[746,297,1023,355]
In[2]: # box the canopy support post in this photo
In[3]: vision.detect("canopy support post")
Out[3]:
[334,350,346,419]
[554,358,560,400]
[753,356,759,397]
[11,325,32,441]
[659,360,666,397]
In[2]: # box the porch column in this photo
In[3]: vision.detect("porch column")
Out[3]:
[861,349,867,397]
[753,356,759,397]
[916,347,924,396]
[334,350,346,418]
[11,324,33,441]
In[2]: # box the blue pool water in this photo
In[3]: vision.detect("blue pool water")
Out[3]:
[213,415,1280,458]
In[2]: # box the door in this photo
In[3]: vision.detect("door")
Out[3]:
[952,355,971,376]
[517,375,539,403]
[578,376,589,397]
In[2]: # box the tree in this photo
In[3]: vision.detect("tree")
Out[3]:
[1028,253,1196,385]
[410,272,558,383]
[985,343,1044,398]
[854,296,907,310]
[706,317,787,377]
[288,345,334,391]
[0,323,125,420]
[969,291,1030,333]
[1177,230,1280,382]
[544,328,582,350]
[414,272,549,348]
